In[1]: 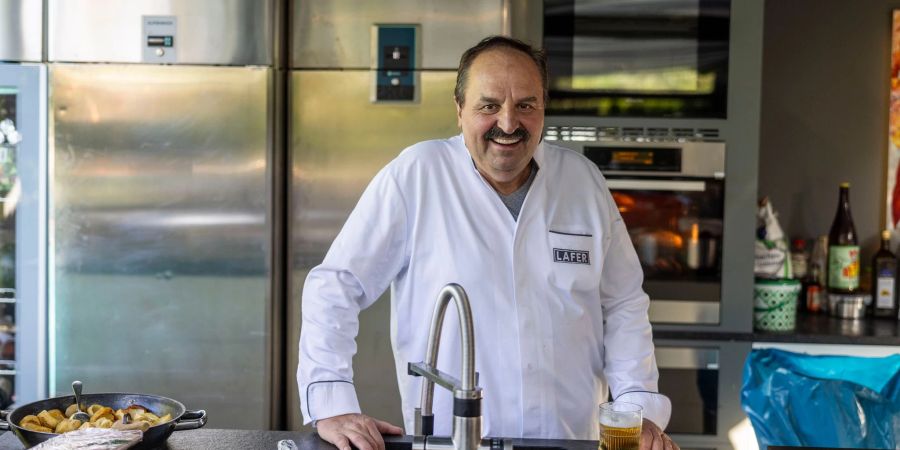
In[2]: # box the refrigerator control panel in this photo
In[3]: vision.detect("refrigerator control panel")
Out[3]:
[373,24,418,102]
[142,15,177,63]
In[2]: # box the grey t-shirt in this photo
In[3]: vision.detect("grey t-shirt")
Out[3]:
[499,163,538,221]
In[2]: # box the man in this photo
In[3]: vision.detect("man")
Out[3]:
[298,36,678,450]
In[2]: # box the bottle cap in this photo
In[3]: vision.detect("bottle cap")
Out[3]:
[840,182,850,188]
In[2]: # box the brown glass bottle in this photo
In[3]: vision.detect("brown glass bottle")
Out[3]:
[827,183,860,294]
[872,230,898,318]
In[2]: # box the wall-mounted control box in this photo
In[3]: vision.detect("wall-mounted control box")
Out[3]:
[372,24,419,103]
[142,15,177,63]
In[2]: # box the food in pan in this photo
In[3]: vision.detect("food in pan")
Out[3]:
[19,403,173,434]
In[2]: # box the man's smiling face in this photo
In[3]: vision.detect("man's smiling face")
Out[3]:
[456,47,545,194]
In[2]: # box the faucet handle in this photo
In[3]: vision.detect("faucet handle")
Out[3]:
[408,362,480,393]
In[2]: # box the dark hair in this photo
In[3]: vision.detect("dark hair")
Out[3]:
[454,35,548,106]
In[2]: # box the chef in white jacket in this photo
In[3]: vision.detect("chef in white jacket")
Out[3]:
[298,36,677,450]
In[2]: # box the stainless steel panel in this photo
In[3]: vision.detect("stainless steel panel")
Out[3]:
[288,70,459,429]
[505,0,544,48]
[291,0,505,69]
[48,0,273,65]
[0,0,42,62]
[656,338,752,449]
[548,138,726,178]
[649,300,720,325]
[49,64,272,429]
[606,179,707,192]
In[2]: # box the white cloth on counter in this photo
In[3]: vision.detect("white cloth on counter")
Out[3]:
[298,134,671,440]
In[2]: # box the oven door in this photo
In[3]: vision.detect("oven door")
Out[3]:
[655,346,719,436]
[543,0,731,118]
[655,340,752,449]
[607,176,724,324]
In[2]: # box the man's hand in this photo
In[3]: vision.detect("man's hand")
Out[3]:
[316,413,404,450]
[640,418,679,450]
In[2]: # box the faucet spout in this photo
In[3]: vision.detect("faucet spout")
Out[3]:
[421,283,477,412]
[407,283,481,450]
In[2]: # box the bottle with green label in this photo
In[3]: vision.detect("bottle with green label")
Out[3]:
[828,182,859,294]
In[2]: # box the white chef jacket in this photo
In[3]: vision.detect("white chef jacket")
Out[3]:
[298,134,671,440]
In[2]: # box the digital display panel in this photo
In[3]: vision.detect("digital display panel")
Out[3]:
[610,150,654,166]
[585,147,682,172]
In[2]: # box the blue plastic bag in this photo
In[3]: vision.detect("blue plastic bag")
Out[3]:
[741,348,900,449]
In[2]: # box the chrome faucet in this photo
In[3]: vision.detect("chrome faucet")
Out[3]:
[408,284,509,450]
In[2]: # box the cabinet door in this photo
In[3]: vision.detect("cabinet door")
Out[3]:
[288,69,458,429]
[50,64,272,429]
[0,63,47,406]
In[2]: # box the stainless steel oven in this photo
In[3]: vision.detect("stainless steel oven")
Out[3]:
[547,126,725,324]
[656,346,719,435]
[654,340,751,450]
[543,0,731,118]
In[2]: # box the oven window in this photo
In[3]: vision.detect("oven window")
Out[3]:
[658,367,718,435]
[544,0,731,118]
[609,178,724,282]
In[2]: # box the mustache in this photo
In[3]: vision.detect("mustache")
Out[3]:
[483,126,529,141]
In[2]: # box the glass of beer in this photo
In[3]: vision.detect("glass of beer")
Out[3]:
[598,401,642,450]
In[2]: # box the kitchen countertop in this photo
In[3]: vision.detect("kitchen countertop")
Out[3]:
[0,429,599,450]
[655,313,900,345]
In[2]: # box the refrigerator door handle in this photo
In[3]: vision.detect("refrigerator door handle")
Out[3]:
[606,179,707,192]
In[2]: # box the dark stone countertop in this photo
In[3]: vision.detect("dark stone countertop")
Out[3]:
[655,313,900,346]
[0,429,599,450]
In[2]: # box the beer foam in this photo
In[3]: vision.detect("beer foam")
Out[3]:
[600,414,641,428]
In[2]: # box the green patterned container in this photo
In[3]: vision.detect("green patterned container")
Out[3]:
[753,278,801,331]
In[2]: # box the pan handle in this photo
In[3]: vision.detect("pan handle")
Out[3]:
[0,409,10,431]
[174,409,207,431]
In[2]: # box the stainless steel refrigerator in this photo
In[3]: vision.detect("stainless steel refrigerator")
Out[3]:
[0,0,49,408]
[46,0,275,429]
[287,0,539,429]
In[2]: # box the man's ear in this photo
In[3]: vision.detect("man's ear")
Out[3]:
[455,98,463,128]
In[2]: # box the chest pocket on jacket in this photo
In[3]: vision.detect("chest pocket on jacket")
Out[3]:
[547,229,599,292]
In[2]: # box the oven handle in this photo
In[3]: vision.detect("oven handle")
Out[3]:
[606,179,706,192]
[655,347,719,370]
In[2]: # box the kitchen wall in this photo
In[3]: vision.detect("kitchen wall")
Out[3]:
[759,0,900,261]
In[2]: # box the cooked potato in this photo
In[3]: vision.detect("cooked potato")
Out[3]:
[64,404,79,418]
[37,410,60,429]
[95,417,114,429]
[20,415,41,427]
[90,407,114,423]
[22,422,53,433]
[22,401,168,435]
[54,418,82,434]
[65,403,78,417]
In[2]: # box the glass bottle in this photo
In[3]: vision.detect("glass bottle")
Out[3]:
[827,183,859,294]
[872,230,898,318]
[805,236,828,313]
[790,238,809,279]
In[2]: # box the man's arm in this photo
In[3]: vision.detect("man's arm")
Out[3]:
[598,189,672,431]
[297,167,410,442]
